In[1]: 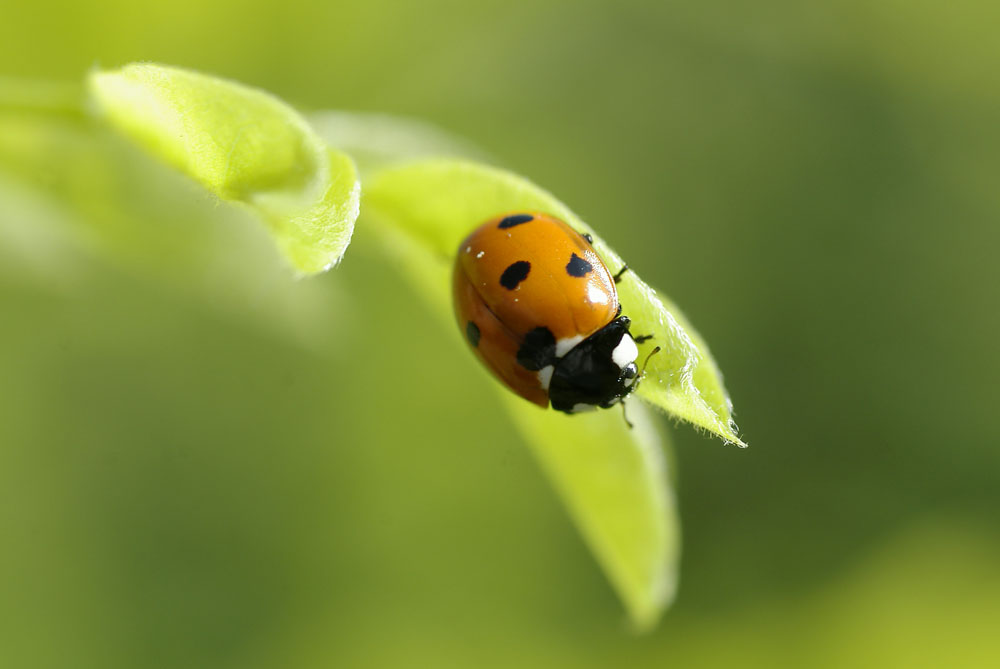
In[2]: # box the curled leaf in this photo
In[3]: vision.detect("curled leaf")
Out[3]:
[363,159,745,445]
[0,110,347,347]
[88,63,359,273]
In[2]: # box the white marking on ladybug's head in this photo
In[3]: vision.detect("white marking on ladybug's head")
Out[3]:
[537,365,554,390]
[611,333,638,370]
[571,403,598,413]
[555,334,584,358]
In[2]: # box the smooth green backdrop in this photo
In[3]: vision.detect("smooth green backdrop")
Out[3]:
[2,1,998,666]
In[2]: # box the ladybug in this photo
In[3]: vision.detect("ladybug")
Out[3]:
[453,211,654,415]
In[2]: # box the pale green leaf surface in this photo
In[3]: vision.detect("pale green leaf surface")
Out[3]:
[88,63,359,273]
[308,111,489,173]
[504,395,679,630]
[361,160,689,627]
[364,159,745,445]
[0,111,344,349]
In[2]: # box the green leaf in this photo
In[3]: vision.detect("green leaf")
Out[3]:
[363,159,745,446]
[504,395,679,630]
[88,63,359,274]
[307,111,489,173]
[358,158,699,628]
[0,110,345,348]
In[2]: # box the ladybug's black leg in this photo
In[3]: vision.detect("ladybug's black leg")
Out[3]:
[634,334,654,344]
[621,401,634,430]
[581,232,594,244]
[613,264,630,284]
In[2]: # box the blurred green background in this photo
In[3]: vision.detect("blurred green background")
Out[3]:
[2,1,999,667]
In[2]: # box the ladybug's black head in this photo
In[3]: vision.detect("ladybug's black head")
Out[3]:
[548,316,641,414]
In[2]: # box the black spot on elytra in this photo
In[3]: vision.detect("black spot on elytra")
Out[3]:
[517,327,556,371]
[498,213,534,229]
[565,253,593,277]
[500,261,531,290]
[466,321,481,347]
